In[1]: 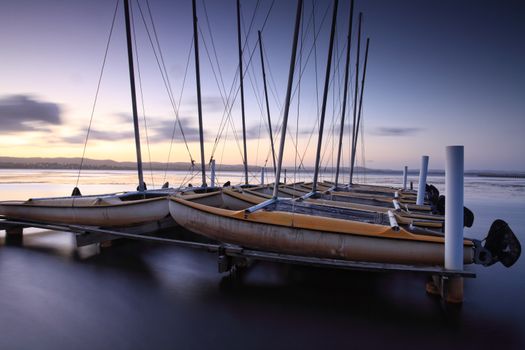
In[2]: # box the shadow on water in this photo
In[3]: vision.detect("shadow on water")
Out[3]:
[1,229,524,349]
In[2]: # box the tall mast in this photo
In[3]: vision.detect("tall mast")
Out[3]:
[334,0,354,188]
[258,30,277,174]
[236,0,249,185]
[311,0,339,194]
[123,0,145,191]
[349,12,362,185]
[192,0,207,187]
[272,0,303,199]
[350,37,370,183]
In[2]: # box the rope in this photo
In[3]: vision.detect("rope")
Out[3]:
[75,0,119,189]
[131,1,155,189]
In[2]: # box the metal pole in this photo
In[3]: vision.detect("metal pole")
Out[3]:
[210,159,216,187]
[123,0,144,191]
[349,12,362,185]
[444,145,464,303]
[272,0,303,199]
[403,165,408,190]
[311,0,339,194]
[334,0,354,188]
[350,37,370,182]
[192,0,207,187]
[237,0,249,185]
[258,30,277,175]
[261,167,265,185]
[416,155,429,205]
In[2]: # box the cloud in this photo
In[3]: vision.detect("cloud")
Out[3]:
[60,129,136,144]
[151,116,204,143]
[0,94,61,132]
[371,127,423,136]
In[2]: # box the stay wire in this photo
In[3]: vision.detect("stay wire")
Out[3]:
[75,0,119,189]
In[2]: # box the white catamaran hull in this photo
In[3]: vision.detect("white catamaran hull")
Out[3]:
[168,197,474,266]
[0,196,170,227]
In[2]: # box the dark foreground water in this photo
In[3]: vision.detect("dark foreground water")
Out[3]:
[1,170,524,349]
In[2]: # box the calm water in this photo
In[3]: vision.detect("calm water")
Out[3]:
[1,169,524,349]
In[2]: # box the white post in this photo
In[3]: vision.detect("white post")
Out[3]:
[444,145,464,303]
[261,167,265,185]
[416,155,429,205]
[210,159,216,188]
[402,165,408,190]
[445,146,464,270]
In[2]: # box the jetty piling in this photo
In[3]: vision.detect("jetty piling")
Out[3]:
[416,155,429,205]
[210,159,216,187]
[403,166,408,190]
[443,145,465,302]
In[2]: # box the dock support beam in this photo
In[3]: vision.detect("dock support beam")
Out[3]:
[416,155,429,205]
[403,165,408,191]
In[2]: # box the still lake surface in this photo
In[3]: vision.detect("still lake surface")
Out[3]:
[1,169,524,349]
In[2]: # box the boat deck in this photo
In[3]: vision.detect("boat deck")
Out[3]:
[267,200,391,225]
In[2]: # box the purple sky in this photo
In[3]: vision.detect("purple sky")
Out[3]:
[0,0,523,171]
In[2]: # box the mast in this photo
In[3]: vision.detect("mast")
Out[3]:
[272,0,303,199]
[350,37,370,183]
[349,12,362,185]
[311,0,339,194]
[123,0,145,191]
[258,30,277,175]
[192,0,207,187]
[334,0,354,188]
[236,0,249,185]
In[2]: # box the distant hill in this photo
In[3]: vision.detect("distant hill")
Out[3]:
[0,156,524,178]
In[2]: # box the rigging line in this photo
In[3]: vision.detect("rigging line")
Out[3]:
[207,0,275,161]
[131,1,155,189]
[197,25,245,161]
[201,0,228,107]
[135,1,195,163]
[164,39,194,182]
[75,0,119,189]
[258,1,329,173]
[208,0,273,157]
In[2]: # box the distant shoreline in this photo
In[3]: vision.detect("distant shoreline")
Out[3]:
[0,157,524,179]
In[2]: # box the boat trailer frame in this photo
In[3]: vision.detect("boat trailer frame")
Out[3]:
[0,217,475,279]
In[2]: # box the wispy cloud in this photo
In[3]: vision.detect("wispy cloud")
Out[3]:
[0,94,61,132]
[371,127,423,136]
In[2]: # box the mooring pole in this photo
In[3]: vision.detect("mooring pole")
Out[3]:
[444,145,464,302]
[349,12,362,186]
[258,30,277,175]
[416,155,429,205]
[272,0,303,199]
[403,165,408,190]
[237,0,249,185]
[192,0,207,187]
[261,167,265,185]
[334,0,354,188]
[311,0,339,194]
[123,0,145,191]
[210,158,216,188]
[350,37,370,185]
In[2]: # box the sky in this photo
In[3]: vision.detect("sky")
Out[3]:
[0,0,524,171]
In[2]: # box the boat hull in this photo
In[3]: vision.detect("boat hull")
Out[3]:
[169,197,474,266]
[0,196,170,227]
